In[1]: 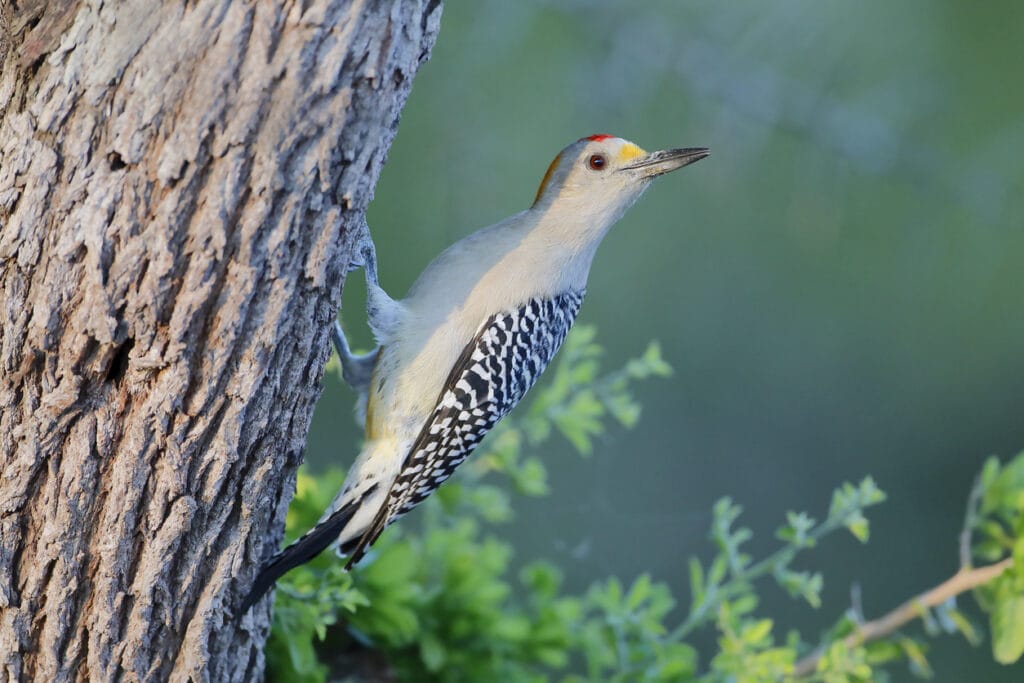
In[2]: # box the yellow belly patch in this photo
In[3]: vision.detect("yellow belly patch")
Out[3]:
[364,347,385,440]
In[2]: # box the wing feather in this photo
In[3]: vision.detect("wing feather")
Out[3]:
[344,291,584,567]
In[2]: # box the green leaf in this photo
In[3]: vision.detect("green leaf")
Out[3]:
[899,637,932,678]
[991,595,1024,664]
[939,604,981,646]
[982,453,1024,516]
[625,341,673,379]
[480,486,515,522]
[553,390,605,454]
[604,391,642,428]
[627,574,652,610]
[689,558,705,605]
[363,541,418,586]
[775,568,823,608]
[272,616,327,682]
[708,555,728,587]
[857,476,887,506]
[513,457,550,497]
[744,619,773,645]
[419,631,447,672]
[657,642,698,678]
[865,639,904,665]
[521,561,562,600]
[732,593,759,616]
[845,512,870,543]
[979,455,1003,491]
[777,510,817,548]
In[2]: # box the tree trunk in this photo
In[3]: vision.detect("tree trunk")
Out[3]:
[0,0,440,680]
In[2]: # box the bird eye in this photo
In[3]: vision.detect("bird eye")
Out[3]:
[588,154,607,171]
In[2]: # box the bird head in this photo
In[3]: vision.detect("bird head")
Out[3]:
[532,135,709,223]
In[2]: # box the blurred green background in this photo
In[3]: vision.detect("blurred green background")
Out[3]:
[309,2,1024,680]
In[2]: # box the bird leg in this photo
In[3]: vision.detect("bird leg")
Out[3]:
[332,231,403,394]
[360,238,404,342]
[331,320,375,393]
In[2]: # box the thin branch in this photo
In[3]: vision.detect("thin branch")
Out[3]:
[959,474,985,569]
[792,558,1014,678]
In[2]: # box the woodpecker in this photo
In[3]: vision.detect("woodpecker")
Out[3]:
[241,135,708,612]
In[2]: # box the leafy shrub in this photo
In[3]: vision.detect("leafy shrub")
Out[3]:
[265,326,1024,682]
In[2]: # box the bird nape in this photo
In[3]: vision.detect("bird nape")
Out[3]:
[239,135,708,615]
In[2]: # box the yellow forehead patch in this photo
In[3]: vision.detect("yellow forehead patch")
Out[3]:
[617,142,646,163]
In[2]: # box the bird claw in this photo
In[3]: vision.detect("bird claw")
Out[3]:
[332,321,375,393]
[361,242,379,284]
[344,237,379,282]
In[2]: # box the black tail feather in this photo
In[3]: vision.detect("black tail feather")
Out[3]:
[238,501,360,616]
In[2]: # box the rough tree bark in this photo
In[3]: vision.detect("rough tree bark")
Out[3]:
[0,0,440,680]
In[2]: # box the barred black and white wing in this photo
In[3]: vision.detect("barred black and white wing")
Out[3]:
[343,290,585,566]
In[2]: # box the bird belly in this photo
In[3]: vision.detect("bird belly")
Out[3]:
[368,319,472,440]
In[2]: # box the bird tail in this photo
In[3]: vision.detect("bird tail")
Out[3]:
[238,501,360,616]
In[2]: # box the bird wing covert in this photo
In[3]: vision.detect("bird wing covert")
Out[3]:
[343,290,586,566]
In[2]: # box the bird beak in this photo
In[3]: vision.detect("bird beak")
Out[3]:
[621,147,710,177]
